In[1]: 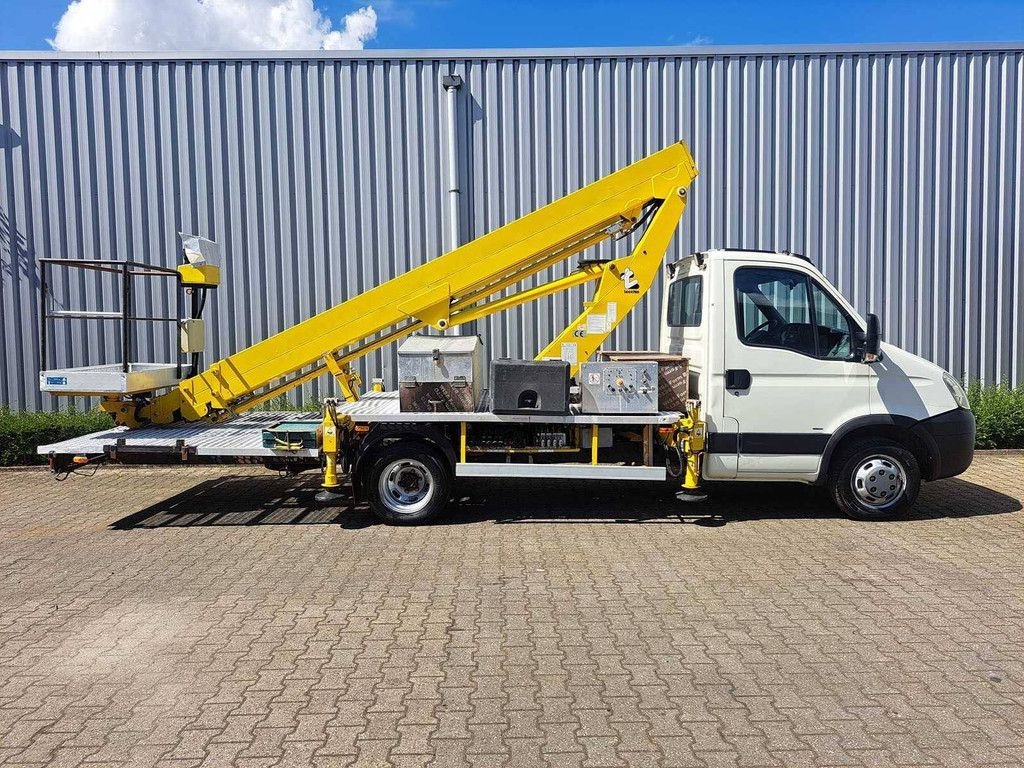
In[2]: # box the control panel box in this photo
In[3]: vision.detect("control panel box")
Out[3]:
[598,351,688,410]
[179,318,206,353]
[579,361,659,415]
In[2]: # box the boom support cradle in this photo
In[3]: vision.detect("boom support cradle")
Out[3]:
[102,142,698,427]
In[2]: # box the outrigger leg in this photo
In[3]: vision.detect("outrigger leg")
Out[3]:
[315,401,349,503]
[675,402,708,503]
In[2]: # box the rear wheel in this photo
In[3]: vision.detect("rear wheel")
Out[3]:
[828,439,920,520]
[366,443,452,525]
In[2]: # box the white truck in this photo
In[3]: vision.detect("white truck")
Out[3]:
[37,143,975,523]
[662,248,975,519]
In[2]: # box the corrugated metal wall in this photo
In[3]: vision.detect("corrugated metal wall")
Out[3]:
[1,44,1021,411]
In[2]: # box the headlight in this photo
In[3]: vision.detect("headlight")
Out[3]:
[942,372,970,410]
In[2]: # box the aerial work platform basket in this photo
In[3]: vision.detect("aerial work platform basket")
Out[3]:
[38,235,220,398]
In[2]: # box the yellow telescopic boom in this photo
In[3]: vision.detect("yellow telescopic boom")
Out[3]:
[102,142,697,426]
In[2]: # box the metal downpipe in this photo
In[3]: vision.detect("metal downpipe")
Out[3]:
[441,72,466,334]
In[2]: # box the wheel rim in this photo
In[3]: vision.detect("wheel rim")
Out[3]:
[379,458,434,515]
[851,454,906,509]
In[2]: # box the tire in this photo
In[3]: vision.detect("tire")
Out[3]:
[828,439,920,521]
[365,443,452,525]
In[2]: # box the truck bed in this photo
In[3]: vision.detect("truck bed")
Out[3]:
[37,392,682,463]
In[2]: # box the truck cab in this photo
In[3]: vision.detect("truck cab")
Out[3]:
[662,248,976,518]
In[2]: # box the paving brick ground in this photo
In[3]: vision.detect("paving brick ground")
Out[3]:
[0,453,1022,767]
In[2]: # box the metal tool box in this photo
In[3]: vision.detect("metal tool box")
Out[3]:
[580,361,659,414]
[398,335,485,413]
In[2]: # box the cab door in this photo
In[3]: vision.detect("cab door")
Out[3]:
[721,260,871,478]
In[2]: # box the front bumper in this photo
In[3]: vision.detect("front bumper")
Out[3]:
[910,408,976,480]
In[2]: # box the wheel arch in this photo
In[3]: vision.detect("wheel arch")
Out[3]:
[816,415,936,484]
[352,423,457,499]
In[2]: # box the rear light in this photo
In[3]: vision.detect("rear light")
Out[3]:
[72,456,90,465]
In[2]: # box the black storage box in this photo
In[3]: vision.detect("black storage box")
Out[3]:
[490,360,570,415]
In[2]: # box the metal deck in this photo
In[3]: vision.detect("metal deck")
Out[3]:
[37,411,321,459]
[336,391,681,425]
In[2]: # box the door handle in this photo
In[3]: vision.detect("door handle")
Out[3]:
[725,369,751,390]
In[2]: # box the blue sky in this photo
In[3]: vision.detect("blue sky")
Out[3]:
[1,0,1022,51]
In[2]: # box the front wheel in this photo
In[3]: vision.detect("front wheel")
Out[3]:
[366,443,452,525]
[828,439,920,520]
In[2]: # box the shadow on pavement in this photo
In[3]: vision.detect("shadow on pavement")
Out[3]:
[448,475,1022,526]
[109,472,1021,530]
[109,473,347,529]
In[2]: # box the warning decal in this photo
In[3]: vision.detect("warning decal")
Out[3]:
[560,342,578,366]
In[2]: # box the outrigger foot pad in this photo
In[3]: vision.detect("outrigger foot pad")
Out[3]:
[315,488,346,504]
[675,489,709,503]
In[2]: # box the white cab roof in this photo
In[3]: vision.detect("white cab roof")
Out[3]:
[670,249,819,272]
[700,248,809,263]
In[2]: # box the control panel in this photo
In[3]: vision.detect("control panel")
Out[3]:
[579,361,659,414]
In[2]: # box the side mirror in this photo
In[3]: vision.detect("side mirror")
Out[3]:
[861,313,882,363]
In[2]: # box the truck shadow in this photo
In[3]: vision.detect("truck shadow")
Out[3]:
[109,473,347,530]
[452,477,1022,526]
[109,473,1021,530]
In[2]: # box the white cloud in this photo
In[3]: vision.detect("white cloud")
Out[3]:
[322,6,378,49]
[49,0,378,52]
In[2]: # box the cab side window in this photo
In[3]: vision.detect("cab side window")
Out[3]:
[667,275,702,327]
[811,282,854,359]
[734,267,855,360]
